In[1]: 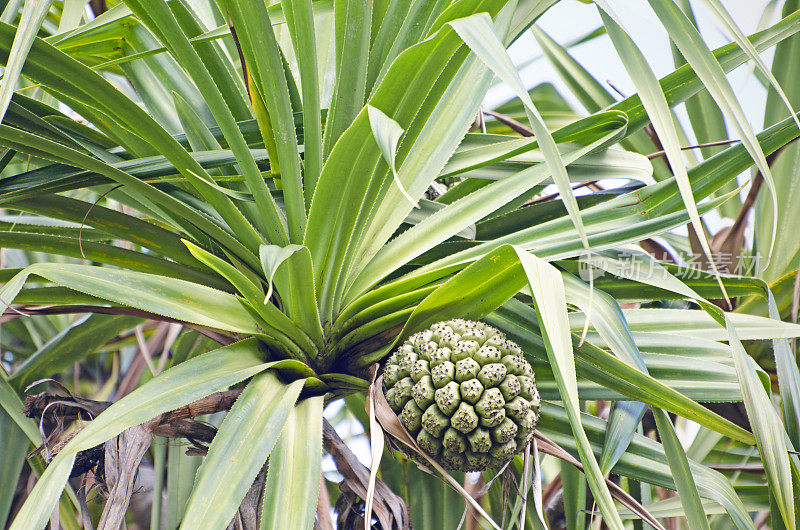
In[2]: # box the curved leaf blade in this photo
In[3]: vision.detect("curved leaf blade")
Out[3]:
[260,395,324,530]
[0,263,261,334]
[181,372,305,530]
[8,339,276,530]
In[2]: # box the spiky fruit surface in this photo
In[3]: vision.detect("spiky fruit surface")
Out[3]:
[382,319,540,472]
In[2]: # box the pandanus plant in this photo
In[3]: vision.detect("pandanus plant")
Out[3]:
[3,0,800,528]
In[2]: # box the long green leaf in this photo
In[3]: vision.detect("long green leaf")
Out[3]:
[645,0,779,265]
[756,0,800,282]
[766,289,800,448]
[323,0,372,156]
[0,408,28,528]
[0,375,41,445]
[726,320,796,529]
[610,9,800,137]
[8,339,280,530]
[491,299,754,443]
[411,109,800,276]
[561,272,648,475]
[0,0,52,124]
[260,395,324,530]
[652,407,711,529]
[10,313,141,389]
[7,194,200,267]
[258,244,325,347]
[0,263,261,334]
[280,0,322,204]
[181,371,305,529]
[122,0,289,246]
[182,239,316,358]
[367,104,418,207]
[0,124,261,271]
[165,439,202,529]
[596,3,729,301]
[305,0,511,321]
[529,24,666,180]
[514,248,623,529]
[449,13,588,248]
[347,112,627,299]
[696,0,800,135]
[223,0,305,242]
[538,401,755,530]
[0,231,226,288]
[671,0,736,214]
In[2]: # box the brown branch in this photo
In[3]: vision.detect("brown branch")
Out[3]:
[323,419,409,530]
[24,388,245,471]
[645,139,740,160]
[25,389,243,427]
[88,0,107,16]
[481,109,535,137]
[534,431,666,530]
[156,390,242,424]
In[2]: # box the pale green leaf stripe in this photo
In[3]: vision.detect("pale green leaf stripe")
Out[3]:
[0,0,52,124]
[183,241,318,357]
[652,407,711,530]
[367,104,419,207]
[571,309,800,341]
[449,13,589,247]
[261,244,306,303]
[697,0,800,133]
[0,376,41,444]
[443,144,655,184]
[767,289,800,447]
[181,372,305,530]
[347,113,627,299]
[561,273,649,474]
[439,134,653,183]
[514,248,623,530]
[645,0,779,268]
[280,0,322,205]
[56,0,84,33]
[9,339,276,530]
[0,263,261,334]
[726,320,796,530]
[617,492,767,519]
[596,4,729,301]
[261,395,324,530]
[538,401,755,530]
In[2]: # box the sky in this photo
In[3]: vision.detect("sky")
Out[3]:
[486,0,782,241]
[489,0,776,133]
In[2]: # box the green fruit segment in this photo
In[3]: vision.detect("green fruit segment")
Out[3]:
[382,319,540,471]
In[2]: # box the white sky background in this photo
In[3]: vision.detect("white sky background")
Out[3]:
[488,0,774,129]
[485,0,778,242]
